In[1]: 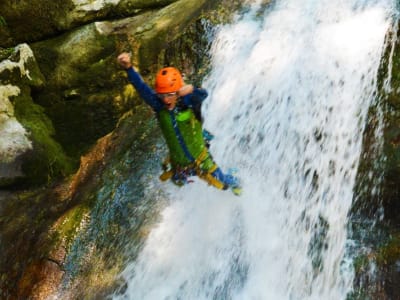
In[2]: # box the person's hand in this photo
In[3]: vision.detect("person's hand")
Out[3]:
[178,84,193,97]
[117,52,132,69]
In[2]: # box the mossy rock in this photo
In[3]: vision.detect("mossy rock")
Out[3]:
[375,22,400,223]
[0,0,180,48]
[0,1,75,47]
[135,0,225,70]
[0,44,75,187]
[31,24,125,158]
[13,86,76,186]
[0,186,71,297]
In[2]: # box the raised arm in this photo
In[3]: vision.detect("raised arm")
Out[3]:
[117,53,163,112]
[180,85,208,107]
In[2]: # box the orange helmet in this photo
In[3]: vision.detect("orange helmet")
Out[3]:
[155,67,183,93]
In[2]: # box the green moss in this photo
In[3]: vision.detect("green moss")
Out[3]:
[386,93,400,110]
[54,204,90,246]
[351,233,400,280]
[353,254,370,275]
[13,87,76,186]
[375,233,400,265]
[29,42,59,84]
[346,290,370,300]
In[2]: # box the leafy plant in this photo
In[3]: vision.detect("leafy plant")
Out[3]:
[0,16,7,27]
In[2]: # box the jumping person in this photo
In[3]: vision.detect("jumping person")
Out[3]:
[117,52,241,195]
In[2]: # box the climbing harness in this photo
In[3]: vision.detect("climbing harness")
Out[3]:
[159,147,226,190]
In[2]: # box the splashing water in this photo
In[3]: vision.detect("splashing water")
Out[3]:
[114,0,397,299]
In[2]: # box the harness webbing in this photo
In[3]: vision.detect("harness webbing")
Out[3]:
[159,148,226,190]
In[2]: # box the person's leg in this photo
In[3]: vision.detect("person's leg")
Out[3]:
[198,152,242,195]
[211,168,240,189]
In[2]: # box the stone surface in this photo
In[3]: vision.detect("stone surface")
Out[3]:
[0,44,73,187]
[0,0,178,47]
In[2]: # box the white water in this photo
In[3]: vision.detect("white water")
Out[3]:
[114,0,396,299]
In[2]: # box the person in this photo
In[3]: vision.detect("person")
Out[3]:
[117,52,241,195]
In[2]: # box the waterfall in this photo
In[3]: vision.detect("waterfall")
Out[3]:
[113,0,397,299]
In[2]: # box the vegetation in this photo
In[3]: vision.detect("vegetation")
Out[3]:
[0,16,6,27]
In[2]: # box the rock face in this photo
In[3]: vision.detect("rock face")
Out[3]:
[0,84,32,164]
[30,23,123,159]
[0,0,178,47]
[381,21,400,223]
[351,20,400,299]
[0,44,73,187]
[0,45,35,169]
[357,21,400,221]
[373,22,400,299]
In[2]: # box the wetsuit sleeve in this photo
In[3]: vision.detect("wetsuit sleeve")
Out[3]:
[126,67,163,112]
[182,88,208,122]
[181,88,208,106]
[189,88,208,105]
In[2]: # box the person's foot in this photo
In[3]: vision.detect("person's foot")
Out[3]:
[231,186,242,196]
[226,169,242,196]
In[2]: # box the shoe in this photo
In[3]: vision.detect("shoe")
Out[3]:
[231,186,242,196]
[226,169,242,196]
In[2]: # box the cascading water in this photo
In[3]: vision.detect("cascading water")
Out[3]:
[113,0,397,299]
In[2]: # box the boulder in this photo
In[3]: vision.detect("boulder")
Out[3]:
[0,44,74,187]
[380,21,400,222]
[0,0,178,47]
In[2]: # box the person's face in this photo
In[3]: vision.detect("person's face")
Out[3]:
[158,92,179,110]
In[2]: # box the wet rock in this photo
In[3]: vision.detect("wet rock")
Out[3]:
[29,0,223,160]
[0,0,179,47]
[17,260,65,300]
[352,19,400,299]
[380,21,400,223]
[0,44,74,187]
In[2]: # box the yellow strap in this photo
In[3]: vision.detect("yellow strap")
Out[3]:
[195,148,209,164]
[198,172,226,190]
[160,148,226,189]
[159,170,174,181]
[194,148,226,189]
[207,163,218,174]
